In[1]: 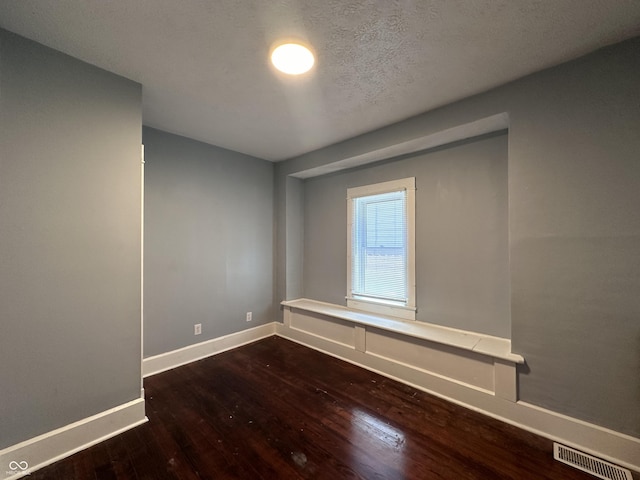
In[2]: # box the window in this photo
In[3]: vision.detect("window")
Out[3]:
[347,178,416,320]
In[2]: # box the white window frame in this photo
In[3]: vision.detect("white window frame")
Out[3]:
[346,177,416,320]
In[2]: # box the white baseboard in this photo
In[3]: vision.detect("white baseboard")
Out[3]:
[275,323,640,473]
[0,397,147,479]
[10,320,634,479]
[143,322,277,377]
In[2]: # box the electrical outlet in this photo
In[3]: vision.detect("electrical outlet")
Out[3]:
[194,323,202,335]
[246,312,252,322]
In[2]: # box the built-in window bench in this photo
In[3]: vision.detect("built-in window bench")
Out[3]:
[280,298,524,402]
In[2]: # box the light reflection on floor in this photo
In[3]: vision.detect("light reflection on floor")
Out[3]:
[349,408,407,473]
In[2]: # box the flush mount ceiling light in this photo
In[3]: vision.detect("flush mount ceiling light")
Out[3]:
[270,43,315,75]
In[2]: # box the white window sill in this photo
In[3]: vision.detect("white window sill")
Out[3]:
[281,298,524,364]
[346,297,416,320]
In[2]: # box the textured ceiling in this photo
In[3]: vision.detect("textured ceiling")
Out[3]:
[1,1,639,161]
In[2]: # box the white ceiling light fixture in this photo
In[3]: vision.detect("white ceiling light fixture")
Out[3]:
[271,42,315,75]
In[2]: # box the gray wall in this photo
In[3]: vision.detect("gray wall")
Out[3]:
[276,37,640,438]
[143,127,274,357]
[303,134,510,337]
[0,30,142,448]
[285,177,305,300]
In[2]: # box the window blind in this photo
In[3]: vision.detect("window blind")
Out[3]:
[351,189,407,303]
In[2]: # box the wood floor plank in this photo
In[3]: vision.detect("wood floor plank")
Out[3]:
[27,336,623,479]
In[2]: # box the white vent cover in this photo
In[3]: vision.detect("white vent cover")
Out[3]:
[553,443,632,480]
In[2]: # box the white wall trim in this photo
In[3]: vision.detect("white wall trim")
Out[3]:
[275,316,640,473]
[143,322,277,377]
[0,397,147,479]
[140,144,145,394]
[6,320,637,477]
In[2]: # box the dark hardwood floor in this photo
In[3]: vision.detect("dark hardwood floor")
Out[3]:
[30,336,605,479]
